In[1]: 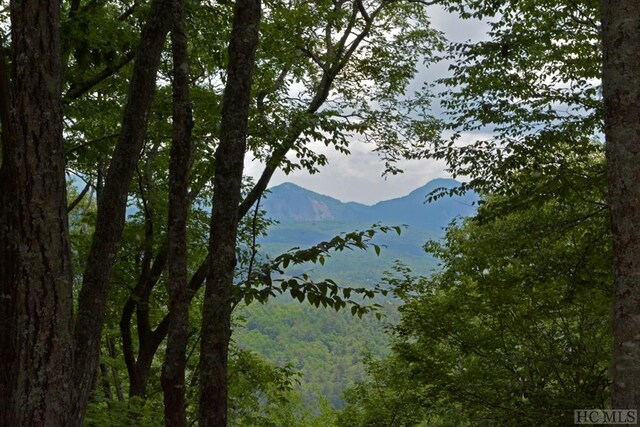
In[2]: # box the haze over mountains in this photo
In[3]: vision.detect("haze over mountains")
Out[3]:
[262,178,477,231]
[257,178,478,281]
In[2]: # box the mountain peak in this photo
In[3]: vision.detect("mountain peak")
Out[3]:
[418,177,460,189]
[270,182,305,191]
[263,179,476,229]
[265,183,367,222]
[269,182,341,201]
[409,178,460,196]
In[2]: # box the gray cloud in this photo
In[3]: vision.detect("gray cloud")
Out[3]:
[246,7,490,204]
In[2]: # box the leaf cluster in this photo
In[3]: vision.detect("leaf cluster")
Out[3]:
[339,152,612,426]
[428,0,601,194]
[239,224,403,319]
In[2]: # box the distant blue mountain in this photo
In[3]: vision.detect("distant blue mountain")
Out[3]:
[262,178,477,232]
[257,179,478,281]
[261,182,369,222]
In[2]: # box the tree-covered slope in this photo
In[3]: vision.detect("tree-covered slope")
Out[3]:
[235,301,401,409]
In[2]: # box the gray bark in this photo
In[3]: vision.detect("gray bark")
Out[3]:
[0,0,74,424]
[162,0,194,422]
[198,0,261,424]
[601,0,640,415]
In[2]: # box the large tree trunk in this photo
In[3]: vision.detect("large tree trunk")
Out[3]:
[0,41,16,427]
[601,0,640,414]
[162,0,194,422]
[199,0,261,424]
[0,0,74,424]
[70,0,173,422]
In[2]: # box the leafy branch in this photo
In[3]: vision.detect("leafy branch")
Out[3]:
[236,223,403,319]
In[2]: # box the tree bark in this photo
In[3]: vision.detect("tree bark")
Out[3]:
[161,0,193,422]
[70,0,173,422]
[601,0,640,414]
[0,38,16,427]
[199,0,261,424]
[0,0,74,424]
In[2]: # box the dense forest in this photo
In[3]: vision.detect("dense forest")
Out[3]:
[1,0,640,426]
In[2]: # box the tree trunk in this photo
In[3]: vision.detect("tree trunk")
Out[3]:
[99,363,114,401]
[106,336,126,402]
[199,0,261,425]
[70,0,173,422]
[0,0,74,424]
[0,40,16,427]
[162,0,194,423]
[601,0,640,414]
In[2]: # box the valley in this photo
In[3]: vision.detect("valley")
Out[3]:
[235,178,477,409]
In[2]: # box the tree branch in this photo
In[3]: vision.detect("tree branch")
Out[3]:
[64,51,135,100]
[67,181,92,213]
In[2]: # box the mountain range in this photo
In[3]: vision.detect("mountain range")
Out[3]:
[262,178,477,231]
[257,178,478,282]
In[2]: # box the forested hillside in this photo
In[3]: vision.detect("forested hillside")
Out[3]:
[236,301,400,409]
[339,150,612,426]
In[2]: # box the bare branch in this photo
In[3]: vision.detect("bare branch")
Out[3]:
[297,45,327,71]
[67,181,92,213]
[355,0,370,23]
[65,133,119,155]
[64,51,135,100]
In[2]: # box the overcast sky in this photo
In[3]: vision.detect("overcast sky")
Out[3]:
[246,6,490,205]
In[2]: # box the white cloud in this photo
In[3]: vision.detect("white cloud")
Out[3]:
[245,131,492,204]
[244,7,492,204]
[428,5,490,44]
